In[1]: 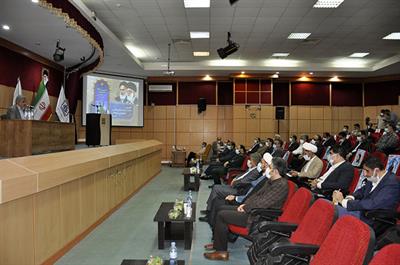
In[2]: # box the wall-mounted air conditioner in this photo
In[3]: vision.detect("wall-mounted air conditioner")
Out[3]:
[148,84,173,92]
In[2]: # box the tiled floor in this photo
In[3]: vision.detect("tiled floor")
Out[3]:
[56,166,249,265]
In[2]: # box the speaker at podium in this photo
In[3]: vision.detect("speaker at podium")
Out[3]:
[86,113,112,146]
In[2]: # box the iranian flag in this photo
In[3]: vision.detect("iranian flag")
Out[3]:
[33,80,52,120]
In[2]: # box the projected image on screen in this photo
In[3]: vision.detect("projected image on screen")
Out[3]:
[82,74,144,127]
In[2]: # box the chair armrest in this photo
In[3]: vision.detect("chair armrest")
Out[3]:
[365,209,399,225]
[269,242,320,256]
[250,208,283,219]
[258,221,298,233]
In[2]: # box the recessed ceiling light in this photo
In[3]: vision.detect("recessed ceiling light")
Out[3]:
[329,76,341,82]
[125,44,146,58]
[193,51,210,56]
[349,52,369,58]
[31,0,39,3]
[272,73,279,78]
[313,0,344,8]
[288,33,311,40]
[190,31,210,39]
[2,24,10,31]
[184,0,210,8]
[309,72,314,75]
[241,71,245,74]
[383,32,400,40]
[272,53,290,57]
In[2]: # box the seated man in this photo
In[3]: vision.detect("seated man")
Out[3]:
[346,130,372,160]
[206,153,273,227]
[287,135,299,152]
[6,95,27,120]
[203,157,289,261]
[211,137,221,159]
[322,132,336,148]
[289,142,323,186]
[186,142,207,166]
[199,152,263,222]
[376,123,399,155]
[247,138,261,154]
[309,145,354,198]
[337,131,353,155]
[310,134,324,158]
[210,145,246,185]
[271,139,285,158]
[333,156,400,225]
[201,142,236,179]
[256,140,268,155]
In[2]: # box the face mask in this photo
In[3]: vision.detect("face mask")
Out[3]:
[264,167,271,177]
[300,139,305,144]
[322,137,327,141]
[273,144,277,149]
[343,128,348,132]
[256,162,262,172]
[367,169,379,183]
[329,158,335,166]
[380,113,384,117]
[235,149,240,154]
[247,160,253,168]
[254,140,258,144]
[227,145,232,150]
[339,139,344,143]
[384,128,389,133]
[310,139,316,145]
[357,136,362,142]
[289,138,293,142]
[259,143,263,147]
[303,154,310,161]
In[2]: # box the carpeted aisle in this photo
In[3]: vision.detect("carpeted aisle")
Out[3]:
[56,166,249,265]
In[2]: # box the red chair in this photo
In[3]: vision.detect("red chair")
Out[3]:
[248,199,337,265]
[370,151,388,167]
[320,160,328,177]
[224,155,249,184]
[257,216,375,265]
[228,181,300,238]
[369,244,400,265]
[348,168,361,194]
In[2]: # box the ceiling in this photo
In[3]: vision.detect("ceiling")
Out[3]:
[0,0,399,78]
[0,0,96,68]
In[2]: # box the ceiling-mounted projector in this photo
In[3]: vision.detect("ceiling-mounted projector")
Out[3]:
[217,32,240,59]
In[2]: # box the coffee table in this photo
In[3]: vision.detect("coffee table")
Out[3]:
[182,168,201,191]
[121,259,184,265]
[153,202,196,250]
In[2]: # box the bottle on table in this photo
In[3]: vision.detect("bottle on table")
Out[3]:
[169,241,177,265]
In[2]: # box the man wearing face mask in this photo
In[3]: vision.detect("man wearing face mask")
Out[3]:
[204,157,288,261]
[199,153,263,223]
[263,138,274,154]
[287,135,299,152]
[290,134,309,171]
[271,139,285,158]
[337,131,353,155]
[211,137,222,158]
[202,142,236,179]
[377,109,386,130]
[210,145,246,185]
[248,138,261,154]
[332,157,399,225]
[186,142,207,167]
[310,134,324,158]
[346,130,372,160]
[376,123,399,155]
[289,142,323,186]
[310,145,354,198]
[322,132,336,148]
[256,140,268,155]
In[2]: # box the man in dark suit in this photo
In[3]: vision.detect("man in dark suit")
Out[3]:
[346,130,372,160]
[199,153,262,222]
[211,137,222,158]
[6,95,27,120]
[333,156,400,225]
[322,132,336,148]
[310,145,354,197]
[271,139,285,158]
[202,142,236,179]
[311,134,324,158]
[210,145,246,185]
[287,135,300,152]
[203,157,289,261]
[206,153,272,227]
[247,138,260,154]
[337,131,353,155]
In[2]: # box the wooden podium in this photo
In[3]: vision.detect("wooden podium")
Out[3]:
[0,120,75,157]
